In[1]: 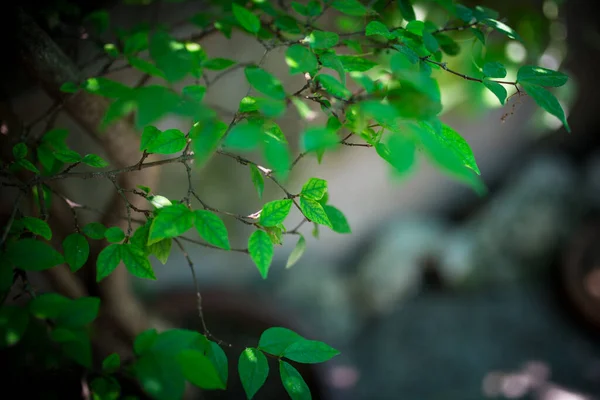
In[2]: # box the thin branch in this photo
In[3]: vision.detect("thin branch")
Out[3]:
[0,192,24,247]
[178,235,249,254]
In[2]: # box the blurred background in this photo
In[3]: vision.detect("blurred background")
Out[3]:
[2,0,600,399]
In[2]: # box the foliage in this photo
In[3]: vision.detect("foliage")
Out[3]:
[1,0,570,399]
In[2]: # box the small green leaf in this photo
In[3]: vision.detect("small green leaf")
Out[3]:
[323,205,351,233]
[16,159,40,174]
[482,18,522,42]
[53,327,93,368]
[365,21,392,39]
[53,149,82,163]
[178,349,226,390]
[286,235,306,269]
[285,45,318,76]
[62,233,90,272]
[134,353,185,400]
[85,9,109,33]
[104,43,119,57]
[6,239,64,271]
[148,203,195,245]
[521,83,571,132]
[12,143,27,159]
[279,360,312,400]
[0,306,29,347]
[300,178,327,201]
[397,0,416,21]
[260,199,293,227]
[245,66,286,100]
[301,127,339,153]
[82,154,109,168]
[103,353,121,373]
[60,82,80,93]
[29,293,70,319]
[141,126,187,154]
[182,85,206,101]
[517,65,568,87]
[232,4,261,34]
[225,122,263,151]
[319,52,345,85]
[239,348,269,399]
[207,341,228,388]
[96,244,122,281]
[299,198,332,228]
[316,74,351,99]
[248,230,273,279]
[331,0,369,16]
[249,164,264,199]
[203,58,236,70]
[291,97,316,120]
[105,226,126,243]
[90,376,121,400]
[55,297,100,328]
[304,31,339,49]
[337,55,378,72]
[483,62,507,78]
[148,238,172,264]
[438,124,481,175]
[282,339,340,363]
[483,79,507,105]
[134,328,158,355]
[121,244,156,280]
[149,195,172,209]
[194,210,231,250]
[258,327,303,356]
[83,222,106,239]
[22,217,52,240]
[191,119,227,167]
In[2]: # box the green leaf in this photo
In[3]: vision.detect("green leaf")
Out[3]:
[249,164,265,199]
[149,195,172,209]
[29,293,70,319]
[521,83,571,132]
[149,31,194,82]
[437,124,481,175]
[53,327,93,368]
[300,178,327,201]
[306,0,323,16]
[12,143,27,159]
[191,119,227,167]
[22,217,51,240]
[240,96,287,118]
[151,329,208,354]
[483,61,507,78]
[182,85,206,101]
[53,149,82,163]
[319,52,345,85]
[285,45,318,76]
[103,353,121,373]
[148,238,172,264]
[56,297,100,327]
[279,360,312,400]
[316,74,351,99]
[178,349,226,389]
[377,132,416,175]
[96,243,122,282]
[121,244,156,280]
[127,56,166,78]
[286,235,306,269]
[62,233,90,272]
[282,339,340,363]
[105,226,126,243]
[304,31,339,49]
[134,328,158,355]
[83,77,132,99]
[203,57,236,70]
[437,34,461,56]
[82,154,109,168]
[194,210,231,250]
[134,353,186,400]
[365,21,392,39]
[260,199,293,227]
[248,230,273,279]
[258,327,303,356]
[207,341,228,388]
[224,122,263,151]
[85,9,109,33]
[148,203,195,245]
[323,205,351,233]
[301,127,339,153]
[239,347,269,399]
[0,306,29,347]
[337,55,378,72]
[397,0,416,21]
[6,239,64,271]
[60,82,80,93]
[331,0,369,16]
[104,43,119,57]
[245,66,286,100]
[83,222,106,239]
[482,18,522,42]
[140,126,187,154]
[91,376,121,400]
[517,65,568,87]
[299,198,332,228]
[232,4,261,33]
[16,159,40,174]
[483,79,507,105]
